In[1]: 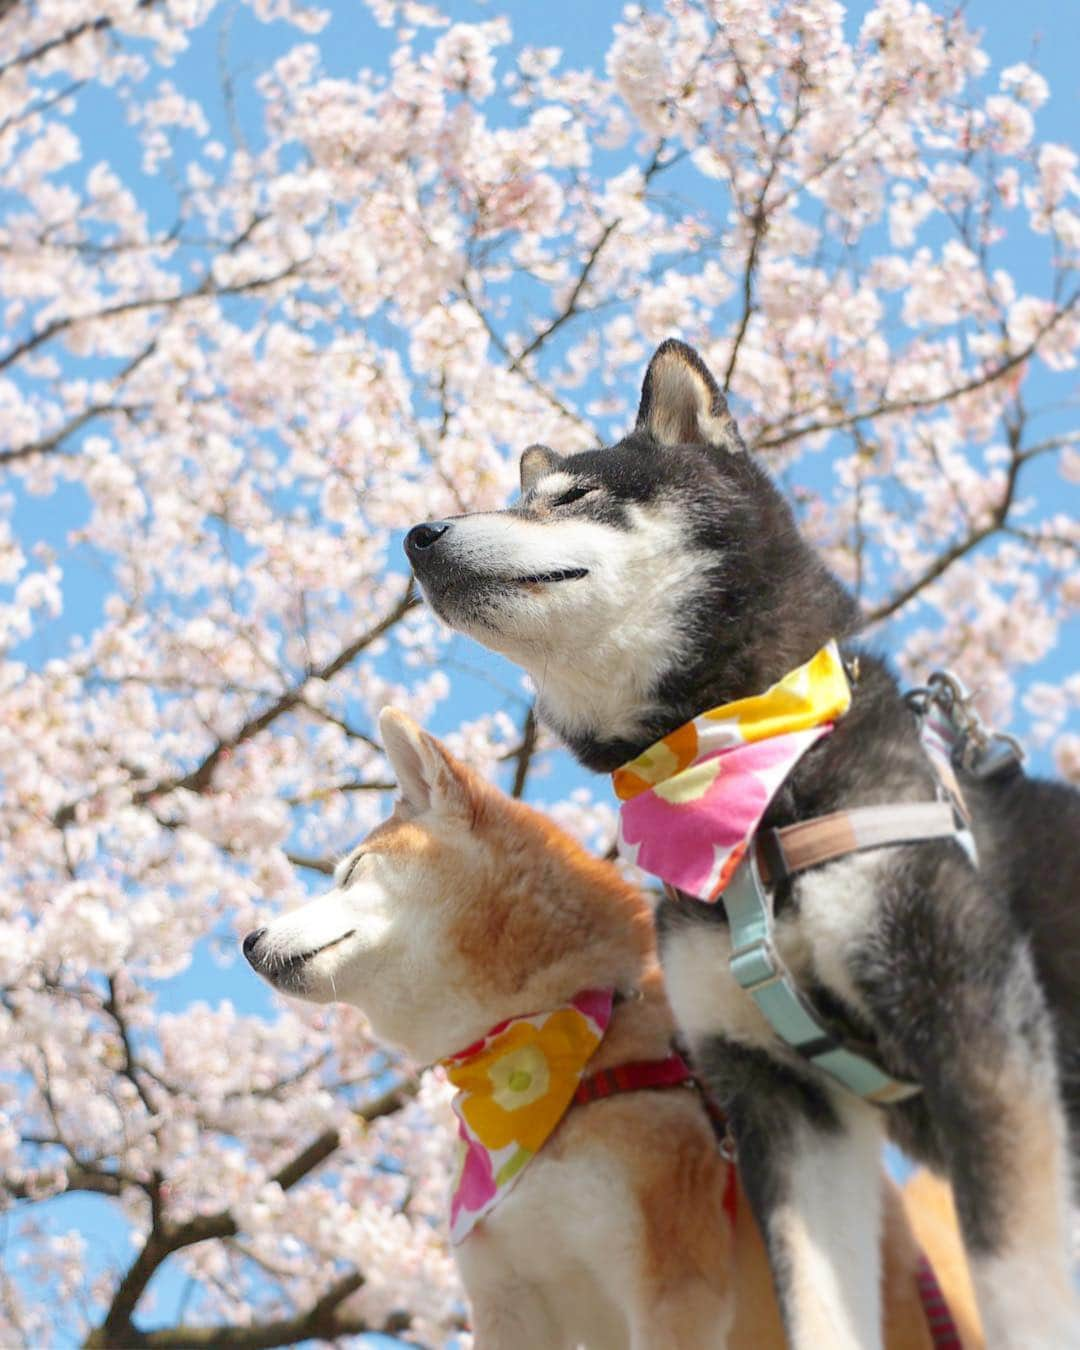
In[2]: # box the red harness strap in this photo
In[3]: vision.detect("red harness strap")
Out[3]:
[573,1052,739,1226]
[573,1051,695,1103]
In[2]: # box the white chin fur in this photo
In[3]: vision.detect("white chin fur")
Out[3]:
[437,504,711,744]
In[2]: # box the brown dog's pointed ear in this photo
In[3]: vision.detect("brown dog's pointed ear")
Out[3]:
[636,340,745,454]
[519,444,562,493]
[378,708,479,820]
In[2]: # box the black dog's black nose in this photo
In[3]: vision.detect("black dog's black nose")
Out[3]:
[405,521,450,559]
[242,928,266,963]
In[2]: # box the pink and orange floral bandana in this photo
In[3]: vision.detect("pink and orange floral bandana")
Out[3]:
[439,988,613,1244]
[614,642,851,900]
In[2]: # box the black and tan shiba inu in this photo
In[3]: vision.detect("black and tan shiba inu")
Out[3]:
[405,340,1079,1348]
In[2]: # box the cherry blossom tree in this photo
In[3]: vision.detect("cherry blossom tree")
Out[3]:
[1,0,1077,1344]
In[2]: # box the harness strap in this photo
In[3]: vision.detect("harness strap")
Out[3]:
[915,1252,965,1350]
[723,850,923,1104]
[573,1051,694,1104]
[756,801,961,885]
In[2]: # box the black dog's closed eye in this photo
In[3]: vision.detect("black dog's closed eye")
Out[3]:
[553,484,595,507]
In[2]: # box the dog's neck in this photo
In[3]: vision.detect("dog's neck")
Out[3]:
[589,965,680,1073]
[553,564,859,774]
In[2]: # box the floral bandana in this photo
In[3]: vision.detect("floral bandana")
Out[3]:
[614,642,852,900]
[439,988,614,1245]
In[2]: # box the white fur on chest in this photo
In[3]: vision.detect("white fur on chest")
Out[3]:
[455,1148,641,1349]
[661,851,887,1057]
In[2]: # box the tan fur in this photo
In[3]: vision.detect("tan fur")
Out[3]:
[256,712,983,1348]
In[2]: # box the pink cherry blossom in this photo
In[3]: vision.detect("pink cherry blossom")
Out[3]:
[0,2,1075,1344]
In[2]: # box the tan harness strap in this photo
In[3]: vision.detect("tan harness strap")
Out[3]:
[756,801,960,885]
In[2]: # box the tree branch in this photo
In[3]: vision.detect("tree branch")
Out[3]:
[53,582,417,827]
[84,1080,416,1349]
[509,703,537,800]
[3,1162,124,1204]
[0,218,289,378]
[103,976,161,1120]
[127,1271,402,1350]
[136,582,417,803]
[862,422,1034,626]
[752,291,1080,454]
[0,402,142,463]
[513,222,619,369]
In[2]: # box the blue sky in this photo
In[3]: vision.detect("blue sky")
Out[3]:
[10,1,1078,1343]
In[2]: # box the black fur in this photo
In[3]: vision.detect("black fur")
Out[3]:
[407,339,1080,1336]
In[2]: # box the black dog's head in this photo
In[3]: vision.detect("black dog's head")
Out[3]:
[406,340,855,771]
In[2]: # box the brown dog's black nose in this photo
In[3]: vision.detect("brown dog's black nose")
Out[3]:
[405,521,450,560]
[242,928,266,964]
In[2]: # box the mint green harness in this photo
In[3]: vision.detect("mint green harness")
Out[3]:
[722,849,921,1104]
[718,670,1022,1106]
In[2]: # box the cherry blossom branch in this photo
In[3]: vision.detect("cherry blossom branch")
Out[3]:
[135,584,417,801]
[0,0,159,80]
[0,402,144,464]
[862,417,1041,626]
[513,223,619,369]
[128,1272,411,1350]
[283,778,396,806]
[0,77,86,136]
[722,55,805,392]
[752,290,1080,453]
[460,284,598,439]
[84,1080,416,1349]
[51,583,417,827]
[500,141,675,378]
[509,703,538,800]
[102,977,161,1121]
[3,1162,125,1204]
[0,258,298,378]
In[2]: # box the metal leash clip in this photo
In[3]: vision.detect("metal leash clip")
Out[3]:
[908,670,1026,783]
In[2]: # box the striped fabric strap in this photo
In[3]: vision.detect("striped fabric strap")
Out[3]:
[915,1252,964,1349]
[756,801,962,884]
[573,1051,694,1105]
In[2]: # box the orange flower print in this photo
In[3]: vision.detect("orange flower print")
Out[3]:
[449,1007,603,1154]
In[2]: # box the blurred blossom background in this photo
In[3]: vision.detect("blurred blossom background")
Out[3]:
[0,0,1077,1344]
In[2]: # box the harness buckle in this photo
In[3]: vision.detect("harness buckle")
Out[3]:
[729,934,783,994]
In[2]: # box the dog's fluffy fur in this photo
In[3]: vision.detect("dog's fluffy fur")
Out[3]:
[405,339,1078,1348]
[245,711,982,1349]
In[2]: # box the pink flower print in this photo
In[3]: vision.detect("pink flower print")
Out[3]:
[619,735,814,900]
[449,1126,495,1231]
[568,988,614,1032]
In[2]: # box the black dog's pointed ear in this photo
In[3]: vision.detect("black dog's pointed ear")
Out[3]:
[636,340,745,454]
[519,444,562,493]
